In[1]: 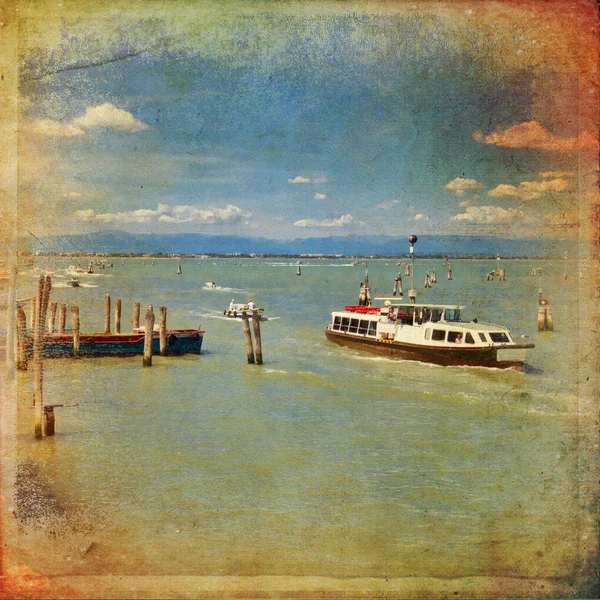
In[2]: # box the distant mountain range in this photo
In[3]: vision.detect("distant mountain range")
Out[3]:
[25,230,576,258]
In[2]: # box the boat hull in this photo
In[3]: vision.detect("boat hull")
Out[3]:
[325,329,531,370]
[30,329,204,357]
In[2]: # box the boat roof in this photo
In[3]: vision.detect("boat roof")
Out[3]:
[373,300,465,309]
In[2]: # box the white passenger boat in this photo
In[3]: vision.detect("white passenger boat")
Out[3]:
[325,302,534,370]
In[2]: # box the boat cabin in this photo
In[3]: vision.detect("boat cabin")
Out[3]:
[328,303,516,348]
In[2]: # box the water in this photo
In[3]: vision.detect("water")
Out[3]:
[11,257,585,579]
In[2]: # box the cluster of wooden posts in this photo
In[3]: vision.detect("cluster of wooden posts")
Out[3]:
[14,277,178,437]
[241,311,263,365]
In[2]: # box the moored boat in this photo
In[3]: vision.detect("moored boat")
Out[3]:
[29,328,204,357]
[324,302,534,370]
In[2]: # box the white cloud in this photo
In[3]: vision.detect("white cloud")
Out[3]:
[62,191,83,198]
[414,213,429,221]
[73,103,151,132]
[488,178,570,201]
[288,175,328,184]
[74,203,248,225]
[444,177,484,196]
[451,205,525,223]
[25,119,85,138]
[294,214,358,228]
[314,193,327,200]
[376,199,400,210]
[459,199,476,208]
[158,204,249,224]
[473,121,596,152]
[25,103,150,138]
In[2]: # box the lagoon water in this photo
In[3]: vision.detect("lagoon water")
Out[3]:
[12,257,585,579]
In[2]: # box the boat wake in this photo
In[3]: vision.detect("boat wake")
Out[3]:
[201,285,244,292]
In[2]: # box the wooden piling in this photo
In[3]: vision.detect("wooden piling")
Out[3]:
[538,298,554,331]
[115,298,122,333]
[252,311,263,365]
[71,305,80,356]
[16,307,28,371]
[58,303,67,333]
[104,294,111,333]
[48,301,58,333]
[133,302,140,330]
[44,406,55,436]
[33,276,45,437]
[159,306,167,356]
[241,311,255,364]
[143,304,155,367]
[29,296,36,333]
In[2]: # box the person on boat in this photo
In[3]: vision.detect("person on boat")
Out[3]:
[229,299,235,311]
[455,333,463,343]
[248,299,256,311]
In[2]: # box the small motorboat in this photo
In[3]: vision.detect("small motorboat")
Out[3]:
[66,278,80,287]
[205,281,217,288]
[224,302,267,320]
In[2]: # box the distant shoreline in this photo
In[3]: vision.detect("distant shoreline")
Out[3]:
[20,251,574,261]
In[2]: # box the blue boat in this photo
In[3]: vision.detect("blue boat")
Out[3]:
[29,328,204,357]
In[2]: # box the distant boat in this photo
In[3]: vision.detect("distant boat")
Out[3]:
[205,281,217,288]
[29,328,204,357]
[66,278,80,287]
[224,302,267,320]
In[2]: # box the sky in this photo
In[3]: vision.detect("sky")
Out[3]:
[16,0,599,242]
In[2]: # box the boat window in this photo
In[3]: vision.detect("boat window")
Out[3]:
[333,316,342,330]
[358,320,369,335]
[478,332,487,342]
[432,329,446,341]
[422,308,431,322]
[424,328,431,340]
[368,321,377,336]
[445,308,461,322]
[431,309,443,322]
[489,332,510,343]
[341,317,350,332]
[349,318,359,333]
[448,331,463,343]
[465,332,475,344]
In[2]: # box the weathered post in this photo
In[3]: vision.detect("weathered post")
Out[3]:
[133,302,140,330]
[143,304,155,367]
[538,296,553,331]
[241,311,255,364]
[48,301,58,333]
[104,294,111,333]
[32,276,45,437]
[115,298,122,333]
[58,304,67,333]
[159,306,167,356]
[29,296,36,333]
[44,406,55,436]
[71,305,80,356]
[16,307,28,371]
[251,311,263,365]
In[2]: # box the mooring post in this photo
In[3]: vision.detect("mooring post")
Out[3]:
[71,305,80,356]
[16,307,28,371]
[104,294,111,333]
[159,306,167,356]
[58,304,67,334]
[538,295,553,331]
[33,276,45,437]
[115,298,122,333]
[241,311,255,364]
[143,304,155,367]
[29,296,36,333]
[48,301,57,333]
[44,406,55,436]
[133,301,140,330]
[251,310,263,365]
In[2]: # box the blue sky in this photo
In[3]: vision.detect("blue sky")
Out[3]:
[18,1,598,241]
